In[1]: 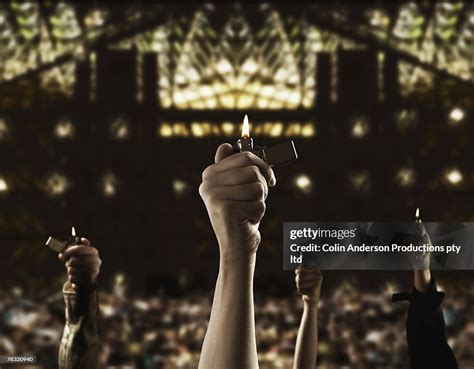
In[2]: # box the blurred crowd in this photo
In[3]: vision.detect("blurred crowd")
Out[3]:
[1,276,473,369]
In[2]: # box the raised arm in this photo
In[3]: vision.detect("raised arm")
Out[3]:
[402,216,458,369]
[198,143,276,369]
[58,238,101,369]
[293,269,322,369]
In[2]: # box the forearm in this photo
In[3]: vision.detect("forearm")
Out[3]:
[293,300,319,369]
[199,253,258,369]
[59,282,100,369]
[414,269,432,294]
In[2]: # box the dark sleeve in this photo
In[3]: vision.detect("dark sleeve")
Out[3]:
[59,282,100,369]
[393,279,458,369]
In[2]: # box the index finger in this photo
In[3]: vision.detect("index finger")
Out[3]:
[213,151,276,186]
[81,237,91,246]
[60,245,97,260]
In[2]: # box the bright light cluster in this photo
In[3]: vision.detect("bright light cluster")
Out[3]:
[157,6,313,110]
[0,164,467,198]
[158,122,316,138]
[101,172,119,197]
[2,3,473,105]
[54,118,75,139]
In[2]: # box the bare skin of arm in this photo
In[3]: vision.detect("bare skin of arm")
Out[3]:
[409,218,432,293]
[293,269,323,369]
[198,143,276,369]
[414,269,432,293]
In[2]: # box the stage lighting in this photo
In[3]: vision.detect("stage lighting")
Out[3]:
[242,58,258,74]
[393,4,424,40]
[100,172,119,197]
[191,123,205,137]
[269,123,283,137]
[216,59,233,74]
[301,123,315,137]
[448,107,465,125]
[0,118,9,140]
[110,116,130,140]
[350,171,370,192]
[54,118,75,139]
[0,177,8,193]
[294,174,313,194]
[172,179,188,197]
[45,172,69,196]
[445,168,463,185]
[50,3,81,40]
[159,123,173,137]
[113,272,127,298]
[394,109,417,131]
[368,8,390,29]
[84,8,107,28]
[395,167,415,187]
[351,116,369,138]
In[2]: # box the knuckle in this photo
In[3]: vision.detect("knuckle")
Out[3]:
[256,200,266,215]
[202,165,214,181]
[249,165,260,179]
[198,183,208,198]
[243,151,254,163]
[252,182,265,198]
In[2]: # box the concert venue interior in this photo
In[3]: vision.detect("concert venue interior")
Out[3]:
[0,2,473,368]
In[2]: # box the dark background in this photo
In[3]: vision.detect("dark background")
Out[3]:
[0,2,473,294]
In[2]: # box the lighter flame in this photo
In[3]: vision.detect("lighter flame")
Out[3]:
[415,208,420,219]
[71,226,76,237]
[242,114,250,139]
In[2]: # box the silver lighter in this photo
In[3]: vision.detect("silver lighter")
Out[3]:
[45,226,82,253]
[233,115,298,167]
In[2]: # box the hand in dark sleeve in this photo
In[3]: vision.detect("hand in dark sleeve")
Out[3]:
[403,280,458,369]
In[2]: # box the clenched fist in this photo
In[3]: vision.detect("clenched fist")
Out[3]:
[58,238,101,293]
[295,268,323,304]
[199,143,276,263]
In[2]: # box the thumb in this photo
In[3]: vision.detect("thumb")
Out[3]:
[215,143,234,163]
[81,237,91,246]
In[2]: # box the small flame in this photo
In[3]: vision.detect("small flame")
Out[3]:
[415,208,420,219]
[71,226,76,237]
[242,115,250,139]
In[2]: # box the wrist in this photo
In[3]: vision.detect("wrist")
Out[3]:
[220,251,256,271]
[218,238,258,268]
[302,292,320,308]
[72,279,98,295]
[414,269,432,293]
